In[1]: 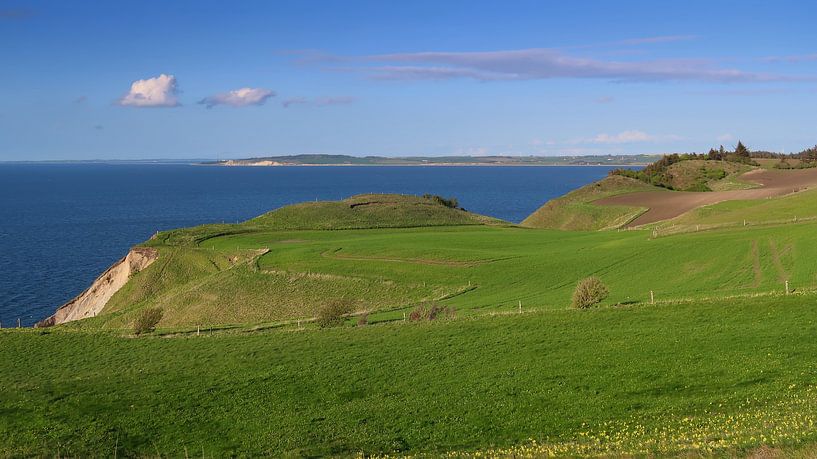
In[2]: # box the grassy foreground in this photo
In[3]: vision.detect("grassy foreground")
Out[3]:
[3,293,817,457]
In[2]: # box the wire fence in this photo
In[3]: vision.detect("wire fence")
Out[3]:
[644,215,817,238]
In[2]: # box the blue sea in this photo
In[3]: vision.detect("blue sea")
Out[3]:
[0,164,623,326]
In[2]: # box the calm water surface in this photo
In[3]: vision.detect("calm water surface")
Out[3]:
[0,164,623,325]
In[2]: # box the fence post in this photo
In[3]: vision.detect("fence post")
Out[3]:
[17,318,21,328]
[197,325,200,336]
[785,280,790,295]
[518,300,522,314]
[650,290,655,305]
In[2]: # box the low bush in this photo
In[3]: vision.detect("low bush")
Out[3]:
[571,277,609,309]
[408,302,456,321]
[316,299,354,328]
[422,194,459,209]
[133,308,163,335]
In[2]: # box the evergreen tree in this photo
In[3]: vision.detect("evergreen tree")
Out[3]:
[734,141,750,158]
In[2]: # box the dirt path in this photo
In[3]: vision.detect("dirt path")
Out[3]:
[595,168,817,227]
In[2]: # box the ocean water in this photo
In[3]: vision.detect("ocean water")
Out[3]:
[0,163,623,326]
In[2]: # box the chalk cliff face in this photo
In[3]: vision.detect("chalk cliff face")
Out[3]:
[36,247,158,327]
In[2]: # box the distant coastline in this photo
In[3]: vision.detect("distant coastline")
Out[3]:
[205,154,659,167]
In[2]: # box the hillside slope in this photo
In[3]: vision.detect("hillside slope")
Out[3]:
[521,175,659,230]
[42,194,505,328]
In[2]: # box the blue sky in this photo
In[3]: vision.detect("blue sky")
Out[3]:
[2,0,816,160]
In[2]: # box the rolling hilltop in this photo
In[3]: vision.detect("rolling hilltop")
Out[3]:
[6,155,817,457]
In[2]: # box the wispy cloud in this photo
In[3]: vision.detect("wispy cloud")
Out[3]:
[570,130,682,145]
[354,48,798,83]
[282,96,356,108]
[761,53,817,63]
[198,87,275,108]
[282,97,308,108]
[117,74,180,108]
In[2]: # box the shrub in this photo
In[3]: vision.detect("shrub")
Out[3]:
[408,302,456,321]
[571,277,609,309]
[133,307,163,335]
[422,194,459,209]
[316,299,353,328]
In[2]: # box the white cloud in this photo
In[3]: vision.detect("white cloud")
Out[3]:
[199,87,275,108]
[567,130,683,145]
[118,74,179,107]
[589,130,653,144]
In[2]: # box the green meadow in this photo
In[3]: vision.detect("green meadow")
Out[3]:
[85,216,817,330]
[5,192,817,456]
[3,294,817,457]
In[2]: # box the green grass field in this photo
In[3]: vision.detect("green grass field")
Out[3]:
[665,187,817,228]
[3,294,817,457]
[83,214,817,331]
[8,190,817,456]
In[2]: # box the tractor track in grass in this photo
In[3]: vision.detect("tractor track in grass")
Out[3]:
[320,248,514,267]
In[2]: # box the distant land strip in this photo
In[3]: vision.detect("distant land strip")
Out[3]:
[204,154,660,167]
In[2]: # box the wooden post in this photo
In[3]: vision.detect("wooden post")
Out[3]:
[403,312,407,322]
[650,290,655,305]
[196,325,200,336]
[743,220,746,227]
[696,225,700,232]
[17,318,21,328]
[518,300,522,314]
[785,280,790,295]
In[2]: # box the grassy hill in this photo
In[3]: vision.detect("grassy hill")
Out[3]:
[13,188,817,456]
[66,202,817,331]
[520,175,658,230]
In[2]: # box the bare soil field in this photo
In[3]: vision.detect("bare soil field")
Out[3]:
[596,168,817,227]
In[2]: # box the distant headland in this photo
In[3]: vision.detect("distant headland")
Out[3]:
[204,154,661,167]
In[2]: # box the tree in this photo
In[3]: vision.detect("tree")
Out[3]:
[734,141,750,158]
